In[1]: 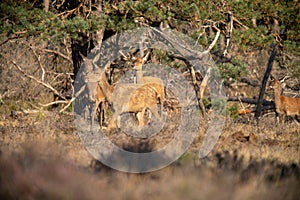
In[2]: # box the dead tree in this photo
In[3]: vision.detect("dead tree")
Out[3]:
[254,44,277,120]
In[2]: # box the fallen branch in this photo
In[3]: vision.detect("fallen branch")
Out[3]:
[240,77,259,87]
[39,83,86,113]
[59,97,75,113]
[40,100,69,107]
[23,109,50,114]
[59,84,86,113]
[227,96,274,107]
[0,35,20,46]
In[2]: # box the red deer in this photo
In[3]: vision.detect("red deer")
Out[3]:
[270,78,300,123]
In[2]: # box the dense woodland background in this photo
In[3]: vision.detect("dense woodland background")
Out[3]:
[0,0,299,106]
[0,0,299,199]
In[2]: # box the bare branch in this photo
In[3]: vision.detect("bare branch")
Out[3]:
[194,30,206,47]
[43,49,73,64]
[59,84,86,113]
[25,42,46,81]
[199,68,211,100]
[56,0,87,19]
[8,58,67,100]
[232,16,249,30]
[203,25,220,54]
[40,100,69,107]
[0,35,20,46]
[223,12,234,57]
[59,97,75,113]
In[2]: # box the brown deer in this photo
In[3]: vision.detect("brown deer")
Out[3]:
[133,57,165,114]
[83,57,109,129]
[86,74,108,128]
[98,67,163,129]
[270,78,300,123]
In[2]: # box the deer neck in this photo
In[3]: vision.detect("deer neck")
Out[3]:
[99,72,114,103]
[273,85,282,106]
[136,69,144,84]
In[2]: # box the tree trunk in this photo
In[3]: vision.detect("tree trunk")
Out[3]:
[254,44,277,119]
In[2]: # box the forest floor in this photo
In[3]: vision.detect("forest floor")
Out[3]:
[0,104,299,199]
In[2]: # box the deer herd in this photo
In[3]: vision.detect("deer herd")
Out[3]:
[87,53,165,130]
[85,52,300,130]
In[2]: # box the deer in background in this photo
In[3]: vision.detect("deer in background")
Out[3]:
[270,77,300,123]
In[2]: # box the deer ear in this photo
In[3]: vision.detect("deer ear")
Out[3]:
[280,75,289,83]
[142,51,150,62]
[281,82,286,89]
[132,56,137,61]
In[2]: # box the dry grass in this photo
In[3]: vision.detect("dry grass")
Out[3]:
[0,109,299,200]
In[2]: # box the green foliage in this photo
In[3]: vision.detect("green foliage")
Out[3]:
[0,1,106,41]
[64,15,105,39]
[217,58,248,85]
[152,49,172,64]
[229,0,299,53]
[0,0,299,57]
[66,102,74,113]
[35,111,46,121]
[228,0,261,27]
[176,152,197,165]
[211,98,227,116]
[202,98,211,109]
[287,60,300,79]
[233,27,275,51]
[227,104,239,119]
[284,40,300,57]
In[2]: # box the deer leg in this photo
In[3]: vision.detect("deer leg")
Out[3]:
[103,102,107,126]
[277,113,286,125]
[157,97,162,116]
[111,111,121,129]
[99,101,103,127]
[275,112,279,124]
[149,104,162,121]
[89,105,94,131]
[136,108,147,129]
[102,101,109,126]
[145,108,152,125]
[107,113,118,130]
[282,113,287,125]
[91,100,100,131]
